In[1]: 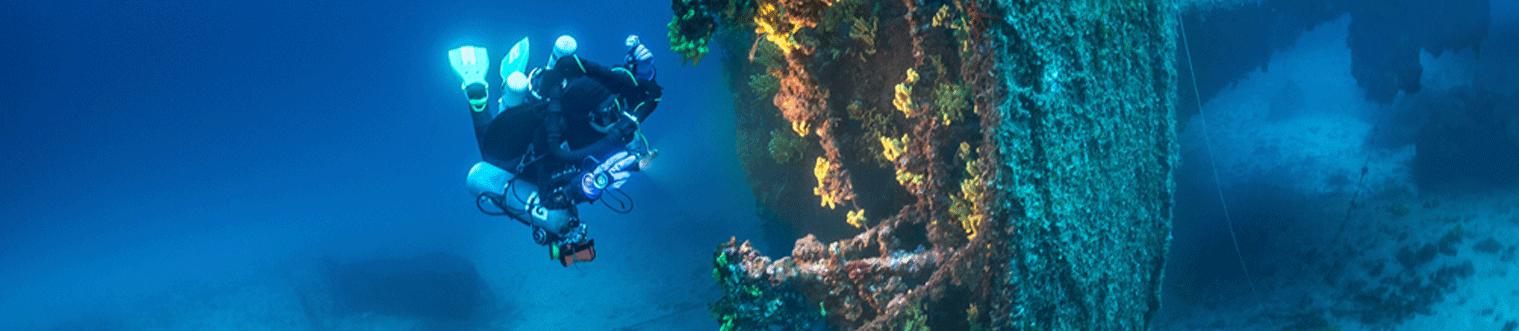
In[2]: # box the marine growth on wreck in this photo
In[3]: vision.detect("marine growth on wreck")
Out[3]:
[670,0,1179,329]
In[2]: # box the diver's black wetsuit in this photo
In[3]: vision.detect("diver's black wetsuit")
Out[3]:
[468,55,661,207]
[469,78,609,204]
[539,54,662,150]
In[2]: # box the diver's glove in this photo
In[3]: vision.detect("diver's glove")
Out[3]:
[576,151,639,201]
[625,35,656,81]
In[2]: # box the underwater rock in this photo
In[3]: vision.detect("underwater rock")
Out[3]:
[322,252,493,322]
[1413,89,1519,190]
[1177,0,1491,117]
[1176,0,1349,120]
[1438,225,1465,256]
[1473,238,1502,254]
[679,0,1177,329]
[1348,0,1490,103]
[1397,243,1438,269]
[1342,259,1475,325]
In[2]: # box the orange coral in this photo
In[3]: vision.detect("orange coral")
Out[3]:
[774,56,825,137]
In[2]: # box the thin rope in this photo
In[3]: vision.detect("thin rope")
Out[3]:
[1330,130,1376,247]
[1178,11,1265,311]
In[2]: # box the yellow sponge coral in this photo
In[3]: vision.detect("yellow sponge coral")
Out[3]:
[879,134,908,162]
[951,142,987,239]
[893,84,914,117]
[881,134,924,187]
[932,4,956,28]
[814,157,830,186]
[846,209,866,228]
[896,170,925,188]
[754,1,801,55]
[893,68,919,117]
[813,157,842,209]
[791,120,811,137]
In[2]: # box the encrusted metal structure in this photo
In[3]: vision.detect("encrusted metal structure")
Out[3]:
[672,0,1178,329]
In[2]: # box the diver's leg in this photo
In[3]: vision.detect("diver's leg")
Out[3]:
[467,83,493,150]
[449,46,495,153]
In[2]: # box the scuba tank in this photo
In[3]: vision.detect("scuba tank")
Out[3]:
[467,161,579,242]
[500,72,529,109]
[499,37,531,110]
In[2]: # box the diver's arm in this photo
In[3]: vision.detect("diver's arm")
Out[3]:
[553,55,663,122]
[547,118,636,161]
[554,56,649,99]
[551,131,627,160]
[626,82,661,122]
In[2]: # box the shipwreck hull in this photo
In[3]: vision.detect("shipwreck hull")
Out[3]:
[671,0,1178,329]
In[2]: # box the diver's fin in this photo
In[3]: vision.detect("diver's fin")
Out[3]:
[501,37,531,79]
[449,46,490,89]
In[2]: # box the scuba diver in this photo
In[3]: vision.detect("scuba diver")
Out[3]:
[448,35,662,267]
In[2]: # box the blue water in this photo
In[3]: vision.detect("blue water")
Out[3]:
[2,1,764,329]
